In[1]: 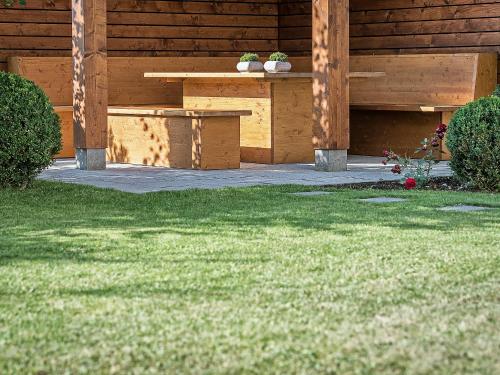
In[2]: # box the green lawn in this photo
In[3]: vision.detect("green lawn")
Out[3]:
[0,181,499,374]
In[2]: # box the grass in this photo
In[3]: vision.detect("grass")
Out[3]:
[0,181,499,374]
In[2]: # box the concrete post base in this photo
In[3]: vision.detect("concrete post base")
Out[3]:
[75,148,106,170]
[315,149,348,172]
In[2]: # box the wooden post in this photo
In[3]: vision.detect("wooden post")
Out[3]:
[312,0,349,171]
[72,0,108,170]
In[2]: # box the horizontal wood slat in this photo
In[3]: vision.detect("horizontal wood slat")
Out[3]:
[0,0,279,68]
[8,56,249,107]
[2,0,499,86]
[278,0,500,83]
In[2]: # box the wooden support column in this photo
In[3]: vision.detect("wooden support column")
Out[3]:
[72,0,108,170]
[312,0,349,171]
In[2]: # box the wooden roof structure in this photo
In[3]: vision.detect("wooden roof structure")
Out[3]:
[71,0,350,169]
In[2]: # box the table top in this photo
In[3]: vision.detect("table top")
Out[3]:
[144,72,386,81]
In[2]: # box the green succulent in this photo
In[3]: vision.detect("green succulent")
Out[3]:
[240,53,260,63]
[268,52,289,62]
[2,0,26,6]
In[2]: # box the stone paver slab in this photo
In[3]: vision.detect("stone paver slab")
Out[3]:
[439,205,493,212]
[360,197,406,203]
[39,156,452,194]
[291,191,333,197]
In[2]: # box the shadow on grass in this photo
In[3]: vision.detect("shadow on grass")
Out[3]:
[0,180,498,268]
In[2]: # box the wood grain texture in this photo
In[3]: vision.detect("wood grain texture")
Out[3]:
[183,77,315,164]
[350,110,442,156]
[0,0,279,68]
[55,108,76,158]
[312,0,350,151]
[7,56,253,107]
[194,117,241,170]
[107,107,251,118]
[349,53,496,159]
[272,80,314,163]
[279,0,500,85]
[72,0,108,150]
[183,80,273,163]
[107,113,241,169]
[350,53,498,107]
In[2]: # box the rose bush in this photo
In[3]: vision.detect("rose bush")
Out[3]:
[382,124,448,189]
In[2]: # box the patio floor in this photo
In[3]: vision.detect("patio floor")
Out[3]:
[39,155,452,194]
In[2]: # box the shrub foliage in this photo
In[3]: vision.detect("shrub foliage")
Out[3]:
[2,0,26,6]
[493,84,500,98]
[268,52,289,62]
[240,53,260,62]
[446,96,500,191]
[0,72,61,188]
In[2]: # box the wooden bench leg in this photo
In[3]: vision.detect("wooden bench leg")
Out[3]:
[108,114,241,170]
[55,110,75,158]
[192,117,240,170]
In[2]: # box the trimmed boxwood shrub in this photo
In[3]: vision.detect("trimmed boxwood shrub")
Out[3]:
[0,72,61,189]
[493,84,500,98]
[446,95,500,191]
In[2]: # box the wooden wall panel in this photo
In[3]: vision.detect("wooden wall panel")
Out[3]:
[0,0,279,70]
[279,0,500,83]
[279,0,310,55]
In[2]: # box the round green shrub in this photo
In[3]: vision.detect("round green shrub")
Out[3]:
[269,52,288,62]
[446,95,500,191]
[240,53,260,62]
[0,71,61,189]
[493,84,500,98]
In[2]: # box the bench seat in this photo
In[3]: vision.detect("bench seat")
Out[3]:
[349,53,498,159]
[52,105,251,169]
[9,56,245,160]
[107,107,251,170]
[350,104,462,113]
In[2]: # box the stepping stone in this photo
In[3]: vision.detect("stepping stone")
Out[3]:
[360,197,406,203]
[439,205,492,212]
[291,191,333,197]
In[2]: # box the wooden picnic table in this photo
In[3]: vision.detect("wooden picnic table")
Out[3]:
[144,71,385,164]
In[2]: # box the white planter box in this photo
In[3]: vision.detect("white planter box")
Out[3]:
[237,61,264,73]
[264,61,292,73]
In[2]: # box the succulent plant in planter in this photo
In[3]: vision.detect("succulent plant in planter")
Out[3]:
[237,53,264,73]
[2,0,26,6]
[264,52,291,73]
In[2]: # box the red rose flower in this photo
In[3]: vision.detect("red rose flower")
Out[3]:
[383,149,390,157]
[404,177,417,190]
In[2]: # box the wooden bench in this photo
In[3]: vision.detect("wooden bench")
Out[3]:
[7,56,247,165]
[107,107,250,169]
[349,53,498,158]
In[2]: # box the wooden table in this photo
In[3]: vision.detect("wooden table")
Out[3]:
[145,72,385,164]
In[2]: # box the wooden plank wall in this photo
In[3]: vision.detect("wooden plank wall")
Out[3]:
[279,0,500,83]
[0,0,279,72]
[3,0,499,84]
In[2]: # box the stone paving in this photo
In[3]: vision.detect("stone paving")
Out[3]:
[439,205,493,212]
[39,155,452,194]
[360,197,407,203]
[291,191,334,197]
